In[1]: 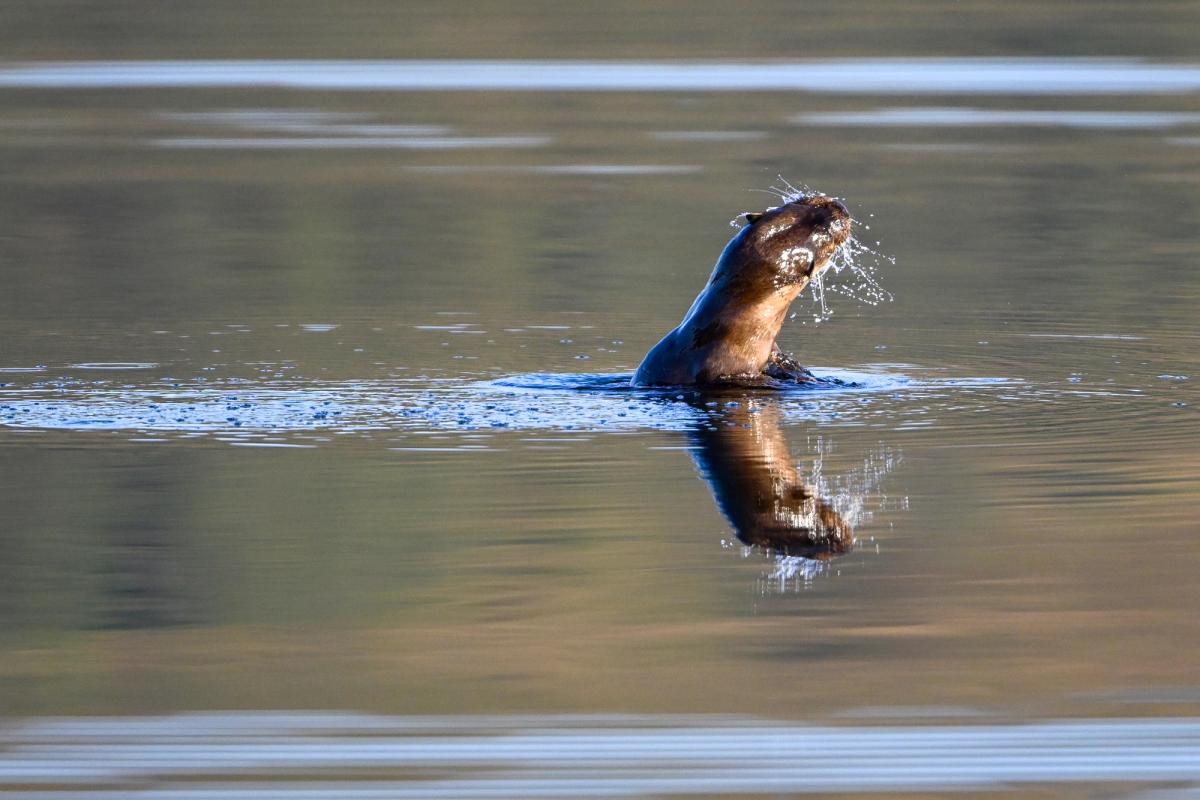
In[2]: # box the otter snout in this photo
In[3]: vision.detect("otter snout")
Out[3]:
[799,196,850,232]
[804,196,852,250]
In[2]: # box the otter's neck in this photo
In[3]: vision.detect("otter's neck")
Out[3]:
[683,280,807,375]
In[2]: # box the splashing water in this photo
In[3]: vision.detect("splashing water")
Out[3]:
[811,270,831,322]
[752,176,895,324]
[760,174,816,203]
[824,231,896,312]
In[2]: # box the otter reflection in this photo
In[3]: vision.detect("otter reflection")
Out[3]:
[687,398,853,558]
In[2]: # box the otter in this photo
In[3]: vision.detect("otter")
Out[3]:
[633,194,851,388]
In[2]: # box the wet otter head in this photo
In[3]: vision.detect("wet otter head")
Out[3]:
[734,194,852,295]
[686,194,853,368]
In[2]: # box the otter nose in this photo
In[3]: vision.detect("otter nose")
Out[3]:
[796,195,850,219]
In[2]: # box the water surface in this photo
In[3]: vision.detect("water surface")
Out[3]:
[2,4,1200,797]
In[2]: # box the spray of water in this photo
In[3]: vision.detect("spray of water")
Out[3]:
[744,434,905,594]
[746,176,895,325]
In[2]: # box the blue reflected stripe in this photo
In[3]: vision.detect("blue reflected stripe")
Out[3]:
[2,59,1200,94]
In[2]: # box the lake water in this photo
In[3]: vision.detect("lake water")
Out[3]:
[1,4,1199,797]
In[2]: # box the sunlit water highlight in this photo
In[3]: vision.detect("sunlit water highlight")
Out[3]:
[153,135,552,150]
[3,712,1200,797]
[5,58,1200,94]
[794,107,1200,128]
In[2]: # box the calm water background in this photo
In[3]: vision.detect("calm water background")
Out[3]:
[2,2,1200,796]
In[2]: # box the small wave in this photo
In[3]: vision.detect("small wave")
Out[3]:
[1023,332,1147,341]
[794,107,1200,129]
[67,361,159,370]
[487,369,911,394]
[153,135,550,150]
[488,372,636,391]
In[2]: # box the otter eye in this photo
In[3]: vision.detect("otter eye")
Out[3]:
[743,212,764,224]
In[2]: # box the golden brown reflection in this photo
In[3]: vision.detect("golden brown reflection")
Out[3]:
[687,398,853,558]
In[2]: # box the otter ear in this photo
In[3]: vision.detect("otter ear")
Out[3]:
[743,212,764,224]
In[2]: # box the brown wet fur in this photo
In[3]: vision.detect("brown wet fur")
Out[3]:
[633,194,851,388]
